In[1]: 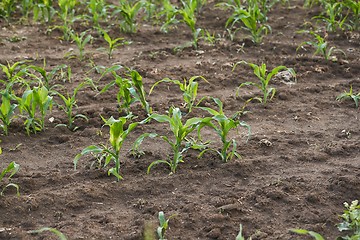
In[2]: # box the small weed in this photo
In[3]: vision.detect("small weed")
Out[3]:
[28,227,67,240]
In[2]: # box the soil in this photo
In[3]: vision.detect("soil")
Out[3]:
[0,0,360,239]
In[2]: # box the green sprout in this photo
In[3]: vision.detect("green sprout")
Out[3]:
[150,76,208,113]
[74,115,139,181]
[289,229,324,240]
[69,30,92,60]
[337,200,360,238]
[0,161,20,196]
[28,227,67,240]
[54,82,88,131]
[114,0,143,33]
[17,86,53,135]
[133,107,206,174]
[297,30,345,61]
[0,89,17,136]
[98,30,131,59]
[197,97,250,162]
[336,85,360,108]
[157,211,176,240]
[178,0,202,49]
[233,60,296,105]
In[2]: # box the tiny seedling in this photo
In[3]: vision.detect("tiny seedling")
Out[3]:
[69,30,92,60]
[290,229,324,240]
[86,0,108,27]
[297,30,346,61]
[336,85,360,108]
[344,0,360,30]
[178,0,203,49]
[150,76,208,113]
[0,89,17,135]
[236,224,252,240]
[54,82,88,131]
[28,227,67,240]
[98,30,131,59]
[74,115,139,181]
[337,200,360,238]
[17,86,53,135]
[233,60,296,105]
[0,60,30,84]
[114,0,143,33]
[157,211,176,240]
[0,161,20,196]
[197,97,250,162]
[133,107,206,174]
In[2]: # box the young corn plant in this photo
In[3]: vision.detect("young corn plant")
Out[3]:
[159,0,179,33]
[233,60,296,105]
[98,30,131,59]
[337,200,360,238]
[133,107,205,174]
[313,1,348,32]
[297,30,345,61]
[54,82,88,131]
[149,76,208,113]
[0,60,30,84]
[57,0,78,41]
[336,85,360,108]
[0,161,20,196]
[27,62,69,90]
[74,115,139,181]
[86,0,108,28]
[28,227,67,240]
[17,86,53,135]
[69,30,92,60]
[290,229,324,240]
[178,0,203,49]
[0,0,16,22]
[219,0,270,44]
[98,68,151,114]
[157,211,176,240]
[197,97,250,162]
[344,0,360,30]
[114,0,143,33]
[33,0,56,23]
[0,89,17,136]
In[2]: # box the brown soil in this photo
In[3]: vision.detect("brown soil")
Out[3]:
[1,1,360,239]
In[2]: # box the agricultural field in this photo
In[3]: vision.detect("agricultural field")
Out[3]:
[0,0,360,239]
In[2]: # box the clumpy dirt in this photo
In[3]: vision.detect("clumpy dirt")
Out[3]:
[0,0,359,239]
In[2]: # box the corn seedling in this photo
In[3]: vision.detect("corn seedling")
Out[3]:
[157,211,176,240]
[98,30,131,59]
[86,0,108,27]
[133,107,206,174]
[33,0,56,23]
[297,30,345,61]
[290,229,324,240]
[313,1,349,32]
[336,85,360,108]
[54,82,88,131]
[17,86,53,135]
[27,62,69,90]
[178,0,202,49]
[0,89,17,136]
[69,30,92,60]
[113,0,143,33]
[0,161,20,196]
[150,76,208,113]
[236,224,252,240]
[98,67,151,114]
[159,0,179,33]
[28,227,67,240]
[56,0,79,40]
[233,61,295,105]
[74,115,139,180]
[0,0,16,22]
[0,60,30,84]
[337,200,360,238]
[197,97,250,162]
[344,0,360,30]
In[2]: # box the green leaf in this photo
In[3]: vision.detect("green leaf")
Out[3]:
[28,227,67,240]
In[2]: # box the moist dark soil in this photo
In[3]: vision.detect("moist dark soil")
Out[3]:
[0,1,360,239]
